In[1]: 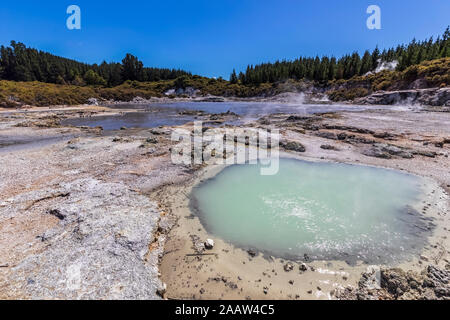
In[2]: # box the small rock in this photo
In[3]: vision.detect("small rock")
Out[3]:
[204,239,214,249]
[247,249,257,257]
[87,97,99,106]
[146,137,158,144]
[299,263,308,272]
[320,144,339,151]
[280,140,306,153]
[156,282,167,297]
[284,262,294,272]
[337,132,347,140]
[47,209,65,220]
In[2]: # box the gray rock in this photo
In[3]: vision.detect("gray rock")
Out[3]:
[356,88,450,107]
[363,143,415,159]
[156,282,167,297]
[280,140,306,152]
[247,249,257,257]
[2,178,163,300]
[316,131,337,140]
[338,264,450,300]
[284,262,294,272]
[87,98,99,106]
[320,144,339,151]
[299,263,308,272]
[204,239,215,249]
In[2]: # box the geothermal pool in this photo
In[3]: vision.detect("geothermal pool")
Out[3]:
[62,102,408,130]
[191,158,432,264]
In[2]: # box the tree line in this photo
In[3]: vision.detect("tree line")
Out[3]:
[0,41,191,86]
[231,27,450,85]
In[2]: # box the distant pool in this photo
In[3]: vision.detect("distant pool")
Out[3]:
[61,101,405,130]
[191,158,431,264]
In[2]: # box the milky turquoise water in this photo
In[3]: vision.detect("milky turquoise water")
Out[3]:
[191,158,431,264]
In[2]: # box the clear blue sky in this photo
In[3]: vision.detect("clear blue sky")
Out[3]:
[1,0,449,78]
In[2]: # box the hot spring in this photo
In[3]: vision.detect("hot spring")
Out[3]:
[191,158,432,264]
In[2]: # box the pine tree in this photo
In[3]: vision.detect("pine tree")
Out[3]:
[121,54,144,81]
[360,51,373,75]
[371,46,380,70]
[229,69,238,84]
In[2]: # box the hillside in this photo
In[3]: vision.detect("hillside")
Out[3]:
[0,58,448,107]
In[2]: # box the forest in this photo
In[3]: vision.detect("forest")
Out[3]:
[0,42,191,86]
[232,27,450,85]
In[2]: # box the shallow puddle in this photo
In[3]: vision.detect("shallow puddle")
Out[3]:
[61,102,407,130]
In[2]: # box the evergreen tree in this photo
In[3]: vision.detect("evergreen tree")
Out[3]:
[237,27,449,85]
[360,51,373,75]
[83,69,106,86]
[0,42,191,86]
[371,46,380,70]
[121,54,144,81]
[229,69,238,84]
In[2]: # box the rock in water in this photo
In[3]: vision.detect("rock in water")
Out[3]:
[204,239,214,249]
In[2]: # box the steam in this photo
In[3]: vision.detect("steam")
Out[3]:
[365,59,399,76]
[375,59,398,73]
[265,92,306,104]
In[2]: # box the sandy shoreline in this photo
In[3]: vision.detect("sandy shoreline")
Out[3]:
[0,103,448,299]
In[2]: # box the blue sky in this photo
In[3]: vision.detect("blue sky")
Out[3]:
[0,0,449,78]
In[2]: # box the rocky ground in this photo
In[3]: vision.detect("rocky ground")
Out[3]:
[355,87,450,107]
[0,107,191,299]
[0,103,449,300]
[337,264,450,300]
